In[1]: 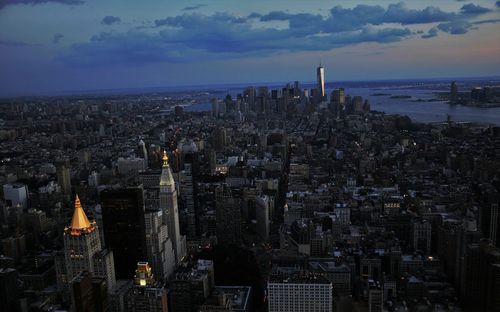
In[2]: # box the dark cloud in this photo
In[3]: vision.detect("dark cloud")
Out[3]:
[437,20,473,34]
[101,16,121,25]
[182,4,206,11]
[0,0,83,10]
[258,3,458,32]
[460,3,492,15]
[53,33,64,44]
[421,28,438,39]
[473,18,500,25]
[57,2,492,67]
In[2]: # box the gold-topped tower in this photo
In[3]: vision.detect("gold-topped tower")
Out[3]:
[65,194,96,236]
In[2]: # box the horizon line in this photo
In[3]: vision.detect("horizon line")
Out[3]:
[1,74,499,99]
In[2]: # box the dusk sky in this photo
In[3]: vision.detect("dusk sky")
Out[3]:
[0,0,499,96]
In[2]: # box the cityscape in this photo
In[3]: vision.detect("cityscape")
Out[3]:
[1,1,500,312]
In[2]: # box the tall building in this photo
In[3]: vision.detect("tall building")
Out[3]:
[138,139,149,167]
[93,249,116,293]
[70,270,108,312]
[215,185,242,245]
[180,162,197,238]
[316,63,325,100]
[450,81,458,103]
[463,240,500,312]
[100,187,147,279]
[63,195,102,284]
[169,260,215,312]
[368,280,383,312]
[61,195,116,296]
[411,218,432,255]
[0,268,19,312]
[144,209,175,281]
[480,191,500,248]
[127,262,168,312]
[57,163,72,195]
[159,151,186,265]
[256,195,272,242]
[267,273,333,312]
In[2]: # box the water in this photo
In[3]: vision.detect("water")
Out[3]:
[337,87,500,125]
[186,86,500,126]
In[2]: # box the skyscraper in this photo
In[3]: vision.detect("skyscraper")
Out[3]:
[57,163,72,196]
[159,151,186,265]
[61,195,116,301]
[215,185,242,245]
[169,260,215,312]
[463,240,500,312]
[100,187,147,279]
[144,208,175,281]
[316,63,325,100]
[63,195,101,284]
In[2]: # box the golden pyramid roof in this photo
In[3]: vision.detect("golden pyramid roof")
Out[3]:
[70,194,91,230]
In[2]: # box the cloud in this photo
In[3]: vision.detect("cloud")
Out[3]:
[53,33,64,44]
[0,39,32,46]
[0,0,83,10]
[101,15,121,25]
[473,18,500,25]
[258,3,458,33]
[460,3,492,15]
[182,4,206,11]
[421,27,438,39]
[57,2,493,67]
[437,20,473,34]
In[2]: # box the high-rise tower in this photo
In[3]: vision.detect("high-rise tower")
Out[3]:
[62,195,115,296]
[317,63,325,100]
[64,195,101,281]
[159,150,186,264]
[100,187,146,279]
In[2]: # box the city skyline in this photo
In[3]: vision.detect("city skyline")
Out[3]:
[0,0,499,96]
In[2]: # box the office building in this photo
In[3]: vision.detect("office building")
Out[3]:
[57,163,72,195]
[463,240,500,312]
[0,268,19,312]
[256,195,272,242]
[63,195,102,285]
[215,185,242,245]
[411,218,432,255]
[159,151,186,264]
[368,280,383,312]
[101,187,147,279]
[169,260,215,312]
[267,273,333,312]
[144,209,175,281]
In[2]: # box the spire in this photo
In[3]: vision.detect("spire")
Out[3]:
[160,150,175,187]
[162,150,169,168]
[70,194,91,230]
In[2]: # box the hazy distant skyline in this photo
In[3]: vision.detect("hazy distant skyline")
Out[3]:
[0,0,499,96]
